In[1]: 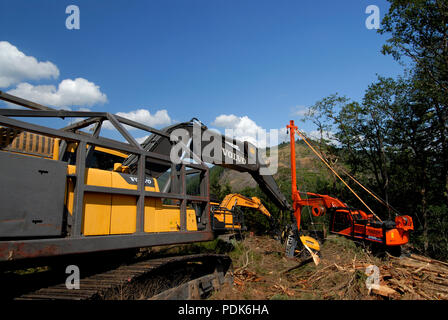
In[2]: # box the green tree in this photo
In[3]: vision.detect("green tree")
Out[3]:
[305,77,412,219]
[298,0,448,259]
[380,0,448,204]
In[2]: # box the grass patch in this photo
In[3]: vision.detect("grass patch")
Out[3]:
[324,235,371,258]
[5,266,50,276]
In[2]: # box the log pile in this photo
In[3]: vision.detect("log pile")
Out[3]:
[290,253,448,300]
[379,254,448,300]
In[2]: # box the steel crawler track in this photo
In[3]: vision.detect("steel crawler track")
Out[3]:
[16,254,232,300]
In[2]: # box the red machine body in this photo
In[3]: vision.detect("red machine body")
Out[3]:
[286,120,413,247]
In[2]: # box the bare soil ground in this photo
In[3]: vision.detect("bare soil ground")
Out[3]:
[209,235,375,300]
[210,234,448,300]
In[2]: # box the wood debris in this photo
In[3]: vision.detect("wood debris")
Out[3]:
[296,252,448,300]
[303,244,320,266]
[380,254,448,300]
[370,284,397,297]
[233,269,262,289]
[271,284,295,297]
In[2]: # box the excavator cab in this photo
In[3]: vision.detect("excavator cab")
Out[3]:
[331,209,353,233]
[210,205,245,232]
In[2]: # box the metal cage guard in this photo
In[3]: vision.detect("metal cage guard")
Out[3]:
[0,91,212,262]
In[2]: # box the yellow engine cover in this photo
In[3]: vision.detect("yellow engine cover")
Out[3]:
[65,165,198,236]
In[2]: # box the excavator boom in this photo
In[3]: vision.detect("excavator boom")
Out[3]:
[123,119,292,212]
[220,194,271,219]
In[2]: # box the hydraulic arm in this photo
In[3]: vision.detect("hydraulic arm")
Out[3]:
[219,194,271,219]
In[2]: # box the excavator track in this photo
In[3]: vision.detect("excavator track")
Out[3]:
[15,253,232,300]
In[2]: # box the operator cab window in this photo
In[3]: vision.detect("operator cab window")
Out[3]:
[333,210,351,232]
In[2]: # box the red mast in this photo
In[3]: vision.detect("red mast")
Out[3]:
[286,120,302,230]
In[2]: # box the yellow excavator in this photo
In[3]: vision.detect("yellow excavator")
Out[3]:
[0,91,297,263]
[0,127,199,236]
[210,193,321,260]
[210,193,272,232]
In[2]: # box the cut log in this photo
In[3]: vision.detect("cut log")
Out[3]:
[426,276,448,286]
[410,254,448,268]
[415,288,435,300]
[371,284,397,297]
[388,278,417,295]
[436,292,448,299]
[392,259,448,274]
[418,282,448,294]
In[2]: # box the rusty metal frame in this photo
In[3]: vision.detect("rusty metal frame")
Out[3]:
[0,92,212,262]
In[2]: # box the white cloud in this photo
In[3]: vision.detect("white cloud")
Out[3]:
[0,41,59,87]
[103,109,172,130]
[117,109,171,127]
[212,114,240,128]
[212,114,283,149]
[293,105,310,117]
[7,78,107,108]
[136,135,149,144]
[212,114,263,146]
[307,130,339,145]
[278,127,289,142]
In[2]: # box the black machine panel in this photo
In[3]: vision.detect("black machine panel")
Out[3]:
[0,151,67,238]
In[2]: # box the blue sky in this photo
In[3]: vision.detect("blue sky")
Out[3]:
[0,0,403,144]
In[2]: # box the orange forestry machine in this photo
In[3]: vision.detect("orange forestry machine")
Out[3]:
[285,120,414,257]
